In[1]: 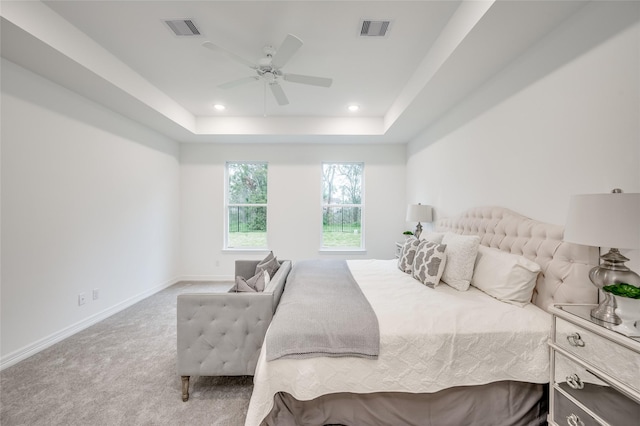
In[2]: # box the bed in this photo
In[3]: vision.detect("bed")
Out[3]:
[245,206,598,426]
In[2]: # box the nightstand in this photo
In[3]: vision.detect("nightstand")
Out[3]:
[548,304,640,426]
[395,242,403,258]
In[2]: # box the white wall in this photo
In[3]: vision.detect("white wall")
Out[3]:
[3,0,636,369]
[406,6,639,269]
[180,143,406,278]
[1,59,181,367]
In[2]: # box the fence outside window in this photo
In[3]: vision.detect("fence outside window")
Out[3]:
[228,206,267,233]
[322,163,364,248]
[226,162,268,249]
[323,206,361,233]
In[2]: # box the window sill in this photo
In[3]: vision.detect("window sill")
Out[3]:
[318,248,367,255]
[223,248,270,253]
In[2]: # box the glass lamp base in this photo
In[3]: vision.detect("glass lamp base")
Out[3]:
[588,248,640,325]
[590,298,621,325]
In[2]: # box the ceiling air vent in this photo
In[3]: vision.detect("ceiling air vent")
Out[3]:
[164,19,201,36]
[359,20,391,37]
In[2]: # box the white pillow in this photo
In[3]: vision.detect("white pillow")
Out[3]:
[263,269,271,289]
[419,231,445,244]
[412,240,447,287]
[471,245,541,306]
[440,233,480,291]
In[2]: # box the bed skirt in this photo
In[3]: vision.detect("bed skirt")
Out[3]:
[261,381,548,426]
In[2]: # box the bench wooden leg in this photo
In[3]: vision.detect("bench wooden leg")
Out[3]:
[181,376,190,402]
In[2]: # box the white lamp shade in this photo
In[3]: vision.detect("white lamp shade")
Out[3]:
[564,192,640,249]
[406,204,433,223]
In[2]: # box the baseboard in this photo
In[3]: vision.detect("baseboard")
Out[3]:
[0,277,179,371]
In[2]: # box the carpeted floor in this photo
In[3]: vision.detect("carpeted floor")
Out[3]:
[1,282,253,426]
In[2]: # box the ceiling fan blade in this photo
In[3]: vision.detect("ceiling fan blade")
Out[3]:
[202,41,257,69]
[218,76,259,89]
[271,34,303,69]
[283,73,333,88]
[270,82,289,106]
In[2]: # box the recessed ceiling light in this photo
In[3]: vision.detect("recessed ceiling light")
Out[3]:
[348,104,360,112]
[213,104,226,111]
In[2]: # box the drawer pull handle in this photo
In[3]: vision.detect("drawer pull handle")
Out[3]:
[566,374,584,390]
[566,413,584,426]
[566,332,585,347]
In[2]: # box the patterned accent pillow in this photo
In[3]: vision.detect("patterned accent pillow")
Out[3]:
[397,237,420,273]
[412,240,447,287]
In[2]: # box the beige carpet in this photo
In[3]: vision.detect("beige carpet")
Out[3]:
[1,282,253,426]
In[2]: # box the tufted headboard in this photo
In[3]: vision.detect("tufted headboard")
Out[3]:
[436,206,598,311]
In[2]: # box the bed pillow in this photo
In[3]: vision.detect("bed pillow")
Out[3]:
[412,240,447,287]
[231,270,270,293]
[440,233,481,291]
[256,252,280,277]
[419,231,445,244]
[397,237,420,273]
[471,245,541,306]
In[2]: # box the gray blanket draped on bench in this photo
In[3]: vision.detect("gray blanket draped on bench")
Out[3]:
[265,259,380,361]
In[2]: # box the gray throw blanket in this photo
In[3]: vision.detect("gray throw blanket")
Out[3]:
[266,259,380,361]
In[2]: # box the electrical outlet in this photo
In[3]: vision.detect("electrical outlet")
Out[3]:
[92,288,99,300]
[78,293,86,306]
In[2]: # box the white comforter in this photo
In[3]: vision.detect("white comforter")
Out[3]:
[245,259,551,426]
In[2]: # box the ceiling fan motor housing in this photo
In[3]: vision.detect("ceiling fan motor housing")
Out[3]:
[260,70,277,83]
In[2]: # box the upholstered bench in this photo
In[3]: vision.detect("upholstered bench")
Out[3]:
[176,259,292,401]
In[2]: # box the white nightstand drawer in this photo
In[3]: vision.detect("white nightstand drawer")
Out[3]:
[555,317,640,393]
[554,351,640,425]
[552,389,602,426]
[554,350,608,388]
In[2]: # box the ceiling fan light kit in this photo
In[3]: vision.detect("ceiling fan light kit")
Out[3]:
[203,33,333,108]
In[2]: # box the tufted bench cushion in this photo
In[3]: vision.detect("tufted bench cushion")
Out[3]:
[177,259,291,401]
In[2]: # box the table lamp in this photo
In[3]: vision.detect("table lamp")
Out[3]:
[563,189,640,324]
[406,203,433,239]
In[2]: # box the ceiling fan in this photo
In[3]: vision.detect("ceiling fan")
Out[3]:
[203,34,333,107]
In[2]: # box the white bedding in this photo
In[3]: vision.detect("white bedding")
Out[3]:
[245,259,551,426]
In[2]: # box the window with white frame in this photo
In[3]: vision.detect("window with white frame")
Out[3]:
[226,162,268,249]
[322,162,364,249]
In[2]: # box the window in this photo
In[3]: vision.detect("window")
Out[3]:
[226,162,268,249]
[322,163,364,249]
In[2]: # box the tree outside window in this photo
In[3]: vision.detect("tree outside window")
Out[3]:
[322,163,364,248]
[226,162,268,248]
